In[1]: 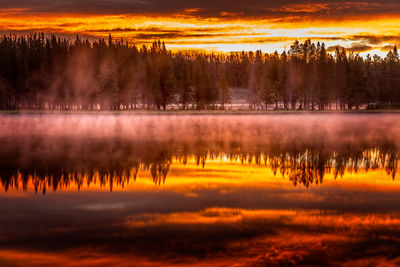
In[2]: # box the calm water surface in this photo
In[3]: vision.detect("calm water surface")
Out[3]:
[0,113,399,266]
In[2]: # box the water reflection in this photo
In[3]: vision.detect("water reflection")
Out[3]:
[0,147,398,193]
[1,114,400,266]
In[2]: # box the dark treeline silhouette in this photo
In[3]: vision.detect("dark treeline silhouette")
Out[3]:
[1,33,400,110]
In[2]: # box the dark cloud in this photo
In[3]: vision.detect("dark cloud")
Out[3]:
[86,27,183,33]
[83,26,242,40]
[327,43,375,53]
[326,45,345,52]
[131,32,231,39]
[380,44,395,51]
[86,26,242,33]
[346,42,373,52]
[347,34,400,45]
[327,35,400,53]
[1,0,400,18]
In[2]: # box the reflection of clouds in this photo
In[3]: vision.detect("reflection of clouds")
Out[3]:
[0,249,156,267]
[78,202,127,211]
[2,207,400,266]
[124,208,400,265]
[1,179,400,265]
[0,114,399,265]
[125,207,400,230]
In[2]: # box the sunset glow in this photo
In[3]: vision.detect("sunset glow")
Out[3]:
[1,1,400,266]
[0,113,399,266]
[2,1,400,55]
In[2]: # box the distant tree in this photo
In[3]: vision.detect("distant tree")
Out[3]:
[334,47,348,110]
[261,54,278,109]
[174,56,192,109]
[247,50,263,109]
[159,56,175,110]
[218,74,231,109]
[193,59,213,109]
[0,34,399,110]
[98,55,120,109]
[384,46,400,106]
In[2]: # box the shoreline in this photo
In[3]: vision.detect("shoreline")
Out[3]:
[1,109,400,115]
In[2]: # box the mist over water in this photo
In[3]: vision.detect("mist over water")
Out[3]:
[0,113,400,266]
[0,113,399,189]
[2,113,398,144]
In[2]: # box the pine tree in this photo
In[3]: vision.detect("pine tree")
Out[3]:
[218,74,231,109]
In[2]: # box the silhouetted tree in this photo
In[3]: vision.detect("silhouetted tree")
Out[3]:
[0,35,399,110]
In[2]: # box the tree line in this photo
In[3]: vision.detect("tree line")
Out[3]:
[0,33,399,110]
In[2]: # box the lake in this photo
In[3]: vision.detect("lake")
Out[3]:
[0,113,399,266]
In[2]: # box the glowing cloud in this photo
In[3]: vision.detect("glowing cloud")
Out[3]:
[0,1,400,54]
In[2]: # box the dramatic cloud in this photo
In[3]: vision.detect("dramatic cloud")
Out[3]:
[346,43,374,53]
[1,0,400,18]
[1,1,400,54]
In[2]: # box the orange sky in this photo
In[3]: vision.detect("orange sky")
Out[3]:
[1,1,400,56]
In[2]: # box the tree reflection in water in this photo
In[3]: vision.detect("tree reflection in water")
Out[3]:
[0,114,399,193]
[0,144,398,193]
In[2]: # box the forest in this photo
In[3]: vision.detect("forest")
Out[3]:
[0,33,400,110]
